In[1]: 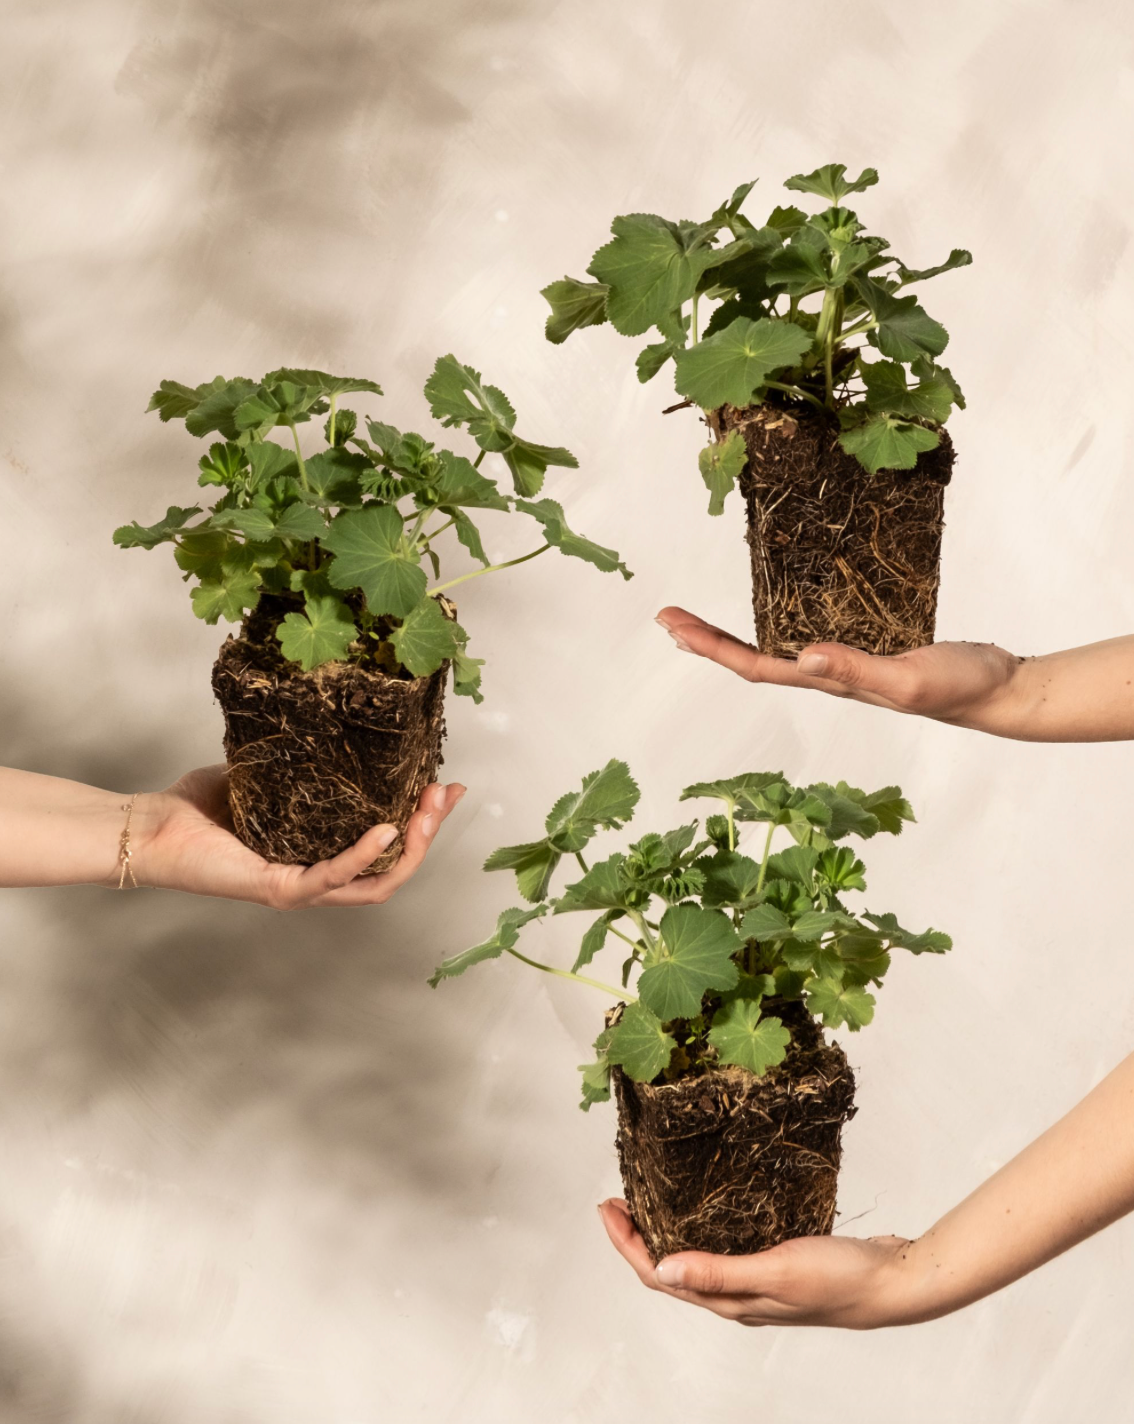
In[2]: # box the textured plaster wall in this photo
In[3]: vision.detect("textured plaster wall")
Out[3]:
[2,2,1134,1420]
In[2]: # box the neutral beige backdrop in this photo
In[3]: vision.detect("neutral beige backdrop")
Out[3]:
[2,2,1134,1420]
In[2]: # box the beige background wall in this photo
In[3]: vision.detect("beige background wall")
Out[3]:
[2,1,1133,1419]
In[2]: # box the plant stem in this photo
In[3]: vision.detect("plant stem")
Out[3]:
[839,317,878,342]
[755,821,777,892]
[575,852,590,874]
[427,543,550,596]
[691,293,700,345]
[607,924,641,952]
[505,947,634,1003]
[764,381,827,413]
[727,801,736,852]
[473,450,486,469]
[328,394,337,447]
[420,515,457,545]
[287,421,310,491]
[628,908,659,958]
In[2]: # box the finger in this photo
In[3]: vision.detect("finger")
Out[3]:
[655,1249,775,1297]
[282,822,401,907]
[598,1200,663,1290]
[315,783,465,907]
[656,607,833,688]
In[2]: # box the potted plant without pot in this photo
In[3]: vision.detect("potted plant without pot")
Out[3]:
[431,760,950,1258]
[115,360,630,871]
[542,163,971,657]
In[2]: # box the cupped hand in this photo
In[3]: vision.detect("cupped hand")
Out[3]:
[131,767,465,909]
[656,605,1021,728]
[599,1198,921,1330]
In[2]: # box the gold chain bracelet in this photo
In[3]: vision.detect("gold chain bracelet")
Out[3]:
[117,793,140,890]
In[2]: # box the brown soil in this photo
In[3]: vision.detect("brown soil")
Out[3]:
[613,1004,857,1259]
[211,596,447,874]
[714,403,953,658]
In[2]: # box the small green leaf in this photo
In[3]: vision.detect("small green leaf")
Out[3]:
[484,841,561,904]
[189,564,262,624]
[740,904,794,943]
[765,844,819,888]
[502,437,578,499]
[606,1003,676,1083]
[541,277,609,344]
[861,360,955,424]
[183,379,261,440]
[452,641,486,703]
[679,772,785,810]
[674,318,812,409]
[854,278,949,362]
[838,413,941,475]
[210,506,278,542]
[424,355,517,450]
[303,448,368,503]
[784,163,880,205]
[428,905,547,987]
[431,450,510,511]
[263,368,383,400]
[573,909,624,972]
[323,506,427,617]
[806,977,876,1030]
[113,505,201,550]
[700,852,764,909]
[578,1028,615,1110]
[863,912,952,954]
[816,847,867,893]
[708,1001,790,1076]
[636,334,683,383]
[197,442,248,489]
[859,786,915,835]
[147,377,224,423]
[698,429,748,517]
[896,249,972,285]
[389,598,462,678]
[275,594,358,670]
[554,854,637,914]
[246,441,299,489]
[514,498,632,579]
[451,509,490,567]
[274,503,328,541]
[637,905,739,1020]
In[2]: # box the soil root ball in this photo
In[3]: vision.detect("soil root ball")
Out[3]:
[211,609,447,874]
[613,1027,856,1260]
[719,403,953,658]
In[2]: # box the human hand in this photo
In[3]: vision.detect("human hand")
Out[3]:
[598,1199,923,1330]
[656,605,1022,731]
[131,767,465,909]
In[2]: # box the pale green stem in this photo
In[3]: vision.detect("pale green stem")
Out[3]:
[764,380,827,413]
[287,421,310,492]
[691,293,700,345]
[427,543,550,596]
[328,394,338,447]
[607,923,641,952]
[628,908,659,957]
[505,947,635,1003]
[727,800,736,852]
[755,821,777,892]
[839,317,878,342]
[420,515,457,545]
[575,852,590,874]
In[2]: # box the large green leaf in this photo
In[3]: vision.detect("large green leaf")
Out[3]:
[323,506,426,617]
[784,164,879,205]
[147,376,225,423]
[766,228,830,296]
[541,277,610,343]
[606,1003,676,1083]
[263,368,383,399]
[389,597,463,677]
[637,905,739,1020]
[838,413,940,475]
[700,852,764,909]
[698,428,748,516]
[674,318,812,409]
[514,498,632,579]
[587,214,717,338]
[739,904,795,944]
[113,505,201,550]
[189,563,262,624]
[708,1000,790,1076]
[854,278,949,362]
[275,594,358,670]
[545,759,640,852]
[680,772,785,810]
[861,360,955,424]
[424,354,517,451]
[428,905,547,987]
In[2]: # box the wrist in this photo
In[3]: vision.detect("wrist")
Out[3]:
[118,792,171,889]
[948,645,1028,738]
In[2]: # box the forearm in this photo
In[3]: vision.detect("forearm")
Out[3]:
[959,636,1134,741]
[887,1051,1134,1322]
[0,767,155,887]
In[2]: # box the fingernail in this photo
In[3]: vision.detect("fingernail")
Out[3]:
[422,813,435,836]
[453,785,467,802]
[654,615,672,630]
[656,1259,684,1287]
[373,826,397,851]
[668,632,693,653]
[797,652,829,676]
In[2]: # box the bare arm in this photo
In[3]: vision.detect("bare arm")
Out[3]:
[657,607,1134,742]
[600,1049,1134,1328]
[0,765,464,908]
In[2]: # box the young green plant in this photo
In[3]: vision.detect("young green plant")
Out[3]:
[430,761,951,1107]
[541,162,971,508]
[115,359,631,700]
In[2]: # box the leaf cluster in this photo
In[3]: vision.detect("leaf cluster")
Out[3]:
[115,360,631,698]
[541,163,970,502]
[430,762,951,1108]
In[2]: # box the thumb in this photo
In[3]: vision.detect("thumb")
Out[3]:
[655,1251,760,1295]
[795,641,921,703]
